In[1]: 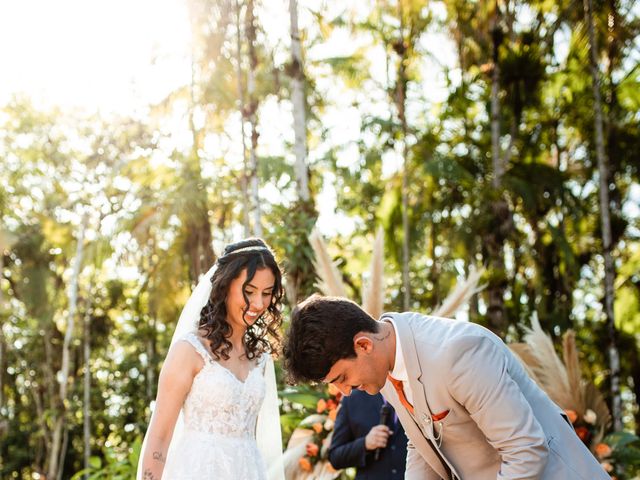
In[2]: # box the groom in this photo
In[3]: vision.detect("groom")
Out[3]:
[283,295,609,480]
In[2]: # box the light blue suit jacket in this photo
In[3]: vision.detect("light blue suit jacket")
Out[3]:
[379,313,609,480]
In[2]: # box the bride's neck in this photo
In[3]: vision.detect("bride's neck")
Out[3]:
[228,327,247,353]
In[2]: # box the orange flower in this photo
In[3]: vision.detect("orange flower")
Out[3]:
[328,384,341,396]
[601,461,614,473]
[575,426,590,442]
[313,422,323,434]
[328,407,338,421]
[565,410,578,424]
[326,399,337,410]
[317,399,327,413]
[306,442,319,457]
[595,443,612,459]
[299,457,313,472]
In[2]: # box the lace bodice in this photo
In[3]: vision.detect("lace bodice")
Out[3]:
[160,332,270,479]
[180,332,267,437]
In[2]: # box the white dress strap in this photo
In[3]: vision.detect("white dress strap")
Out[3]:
[181,332,214,363]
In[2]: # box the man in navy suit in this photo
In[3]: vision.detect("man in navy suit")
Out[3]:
[328,390,407,479]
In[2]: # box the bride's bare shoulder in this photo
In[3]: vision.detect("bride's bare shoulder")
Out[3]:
[162,338,205,378]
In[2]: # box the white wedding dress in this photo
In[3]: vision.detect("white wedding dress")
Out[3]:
[161,332,270,479]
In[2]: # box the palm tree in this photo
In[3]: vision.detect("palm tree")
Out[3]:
[235,0,251,236]
[583,0,622,430]
[288,0,310,203]
[246,0,262,236]
[395,0,412,310]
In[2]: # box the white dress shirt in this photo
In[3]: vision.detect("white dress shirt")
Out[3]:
[386,317,414,406]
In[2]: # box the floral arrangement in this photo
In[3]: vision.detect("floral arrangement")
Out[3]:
[297,385,343,473]
[564,407,602,447]
[588,431,640,479]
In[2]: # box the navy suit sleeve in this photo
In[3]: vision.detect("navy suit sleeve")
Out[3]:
[328,398,370,469]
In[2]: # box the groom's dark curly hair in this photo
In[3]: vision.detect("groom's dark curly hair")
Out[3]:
[283,294,379,383]
[199,238,284,361]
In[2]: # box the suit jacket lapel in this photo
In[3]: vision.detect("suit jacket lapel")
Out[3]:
[383,314,451,480]
[381,382,451,480]
[392,314,434,417]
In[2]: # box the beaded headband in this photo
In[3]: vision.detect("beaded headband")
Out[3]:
[223,245,271,256]
[211,246,273,280]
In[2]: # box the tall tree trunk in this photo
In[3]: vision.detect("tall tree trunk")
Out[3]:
[283,0,317,304]
[288,0,310,202]
[57,426,69,480]
[48,212,88,479]
[83,310,91,479]
[246,0,262,237]
[490,36,504,188]
[583,0,622,431]
[396,0,411,310]
[33,386,47,473]
[235,0,251,236]
[42,328,55,446]
[484,12,509,335]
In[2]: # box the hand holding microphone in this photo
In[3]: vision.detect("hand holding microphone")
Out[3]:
[366,404,392,461]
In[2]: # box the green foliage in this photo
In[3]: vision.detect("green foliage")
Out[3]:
[599,431,640,478]
[0,0,638,476]
[70,437,141,480]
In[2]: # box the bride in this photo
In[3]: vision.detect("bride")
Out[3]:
[138,238,285,479]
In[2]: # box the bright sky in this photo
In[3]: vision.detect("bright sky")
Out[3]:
[0,0,355,235]
[0,0,192,114]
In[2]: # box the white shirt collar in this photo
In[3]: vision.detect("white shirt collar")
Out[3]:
[386,318,408,382]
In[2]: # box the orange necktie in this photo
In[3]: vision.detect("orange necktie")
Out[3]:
[388,375,414,414]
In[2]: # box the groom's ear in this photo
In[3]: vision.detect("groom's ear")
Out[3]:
[353,334,374,354]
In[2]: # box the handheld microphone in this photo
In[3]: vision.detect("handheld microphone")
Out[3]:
[374,404,391,461]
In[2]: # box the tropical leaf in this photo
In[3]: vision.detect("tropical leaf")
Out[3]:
[423,157,475,187]
[280,389,324,410]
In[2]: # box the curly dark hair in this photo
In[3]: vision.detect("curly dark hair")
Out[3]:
[199,238,284,361]
[282,294,379,383]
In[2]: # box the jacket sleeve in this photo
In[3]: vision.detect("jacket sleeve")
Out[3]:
[405,440,442,480]
[446,335,549,480]
[327,398,369,469]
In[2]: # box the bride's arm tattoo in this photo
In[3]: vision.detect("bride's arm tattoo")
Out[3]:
[152,451,166,463]
[143,469,158,479]
[142,451,165,479]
